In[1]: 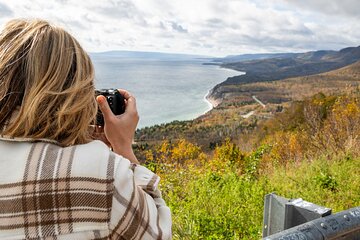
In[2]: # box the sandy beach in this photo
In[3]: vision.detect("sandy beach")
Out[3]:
[204,90,222,109]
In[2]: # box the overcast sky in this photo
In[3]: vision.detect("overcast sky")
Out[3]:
[0,0,359,57]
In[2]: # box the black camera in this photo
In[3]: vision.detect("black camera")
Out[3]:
[95,89,126,126]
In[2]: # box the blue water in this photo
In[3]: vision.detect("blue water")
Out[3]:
[91,56,239,128]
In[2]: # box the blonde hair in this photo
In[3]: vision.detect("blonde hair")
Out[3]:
[0,19,97,146]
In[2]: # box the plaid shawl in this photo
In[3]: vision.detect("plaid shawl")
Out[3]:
[0,138,171,240]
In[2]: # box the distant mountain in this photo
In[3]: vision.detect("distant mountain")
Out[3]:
[90,50,208,61]
[213,48,353,64]
[219,46,360,85]
[212,53,298,63]
[210,60,360,106]
[208,45,360,102]
[294,50,336,61]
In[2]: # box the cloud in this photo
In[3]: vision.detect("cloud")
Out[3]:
[92,1,138,20]
[283,0,360,19]
[0,0,358,56]
[170,21,188,33]
[0,2,13,17]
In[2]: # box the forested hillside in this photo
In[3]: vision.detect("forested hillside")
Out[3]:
[133,58,360,239]
[135,61,360,153]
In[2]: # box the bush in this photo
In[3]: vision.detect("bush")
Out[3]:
[314,171,338,192]
[209,138,245,175]
[161,155,360,239]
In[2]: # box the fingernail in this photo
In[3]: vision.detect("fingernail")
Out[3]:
[96,96,105,104]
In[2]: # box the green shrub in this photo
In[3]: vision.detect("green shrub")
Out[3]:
[314,171,338,192]
[161,156,360,239]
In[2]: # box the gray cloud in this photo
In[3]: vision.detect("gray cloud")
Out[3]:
[0,0,358,56]
[55,0,68,4]
[95,0,137,19]
[284,0,360,18]
[206,18,224,27]
[90,0,148,27]
[159,21,166,30]
[82,13,101,24]
[170,21,188,33]
[0,2,13,17]
[209,1,230,15]
[157,31,175,39]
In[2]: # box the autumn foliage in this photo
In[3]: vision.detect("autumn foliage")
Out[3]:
[257,93,360,169]
[137,92,360,239]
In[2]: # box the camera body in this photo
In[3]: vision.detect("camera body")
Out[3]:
[95,89,126,126]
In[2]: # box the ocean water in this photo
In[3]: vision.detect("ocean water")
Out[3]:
[91,56,239,128]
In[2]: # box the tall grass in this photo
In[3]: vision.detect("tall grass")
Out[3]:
[157,155,360,239]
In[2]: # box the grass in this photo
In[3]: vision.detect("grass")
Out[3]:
[159,156,360,239]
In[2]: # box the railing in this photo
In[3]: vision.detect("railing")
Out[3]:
[262,193,360,239]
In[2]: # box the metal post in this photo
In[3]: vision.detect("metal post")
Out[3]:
[263,193,331,237]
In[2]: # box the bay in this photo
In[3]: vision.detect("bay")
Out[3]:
[91,54,239,128]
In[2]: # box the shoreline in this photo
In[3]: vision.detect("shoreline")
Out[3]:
[203,90,221,111]
[203,91,214,113]
[202,69,245,113]
[137,92,223,130]
[137,66,242,129]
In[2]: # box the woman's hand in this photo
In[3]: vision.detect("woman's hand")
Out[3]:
[96,89,139,164]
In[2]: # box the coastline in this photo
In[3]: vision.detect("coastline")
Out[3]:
[136,90,223,130]
[201,91,217,115]
[203,91,214,112]
[204,90,221,110]
[203,69,245,113]
[135,65,242,129]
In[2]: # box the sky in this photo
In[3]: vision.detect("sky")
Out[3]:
[0,0,359,57]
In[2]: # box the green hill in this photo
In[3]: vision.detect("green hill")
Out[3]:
[209,46,360,102]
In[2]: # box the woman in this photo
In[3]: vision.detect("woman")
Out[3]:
[0,19,171,239]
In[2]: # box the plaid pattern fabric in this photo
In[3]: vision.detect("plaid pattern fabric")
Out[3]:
[0,138,172,240]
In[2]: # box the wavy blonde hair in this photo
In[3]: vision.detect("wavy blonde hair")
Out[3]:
[0,19,97,146]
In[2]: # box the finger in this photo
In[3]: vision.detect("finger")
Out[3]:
[96,95,114,121]
[117,89,137,114]
[124,96,138,115]
[118,89,133,100]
